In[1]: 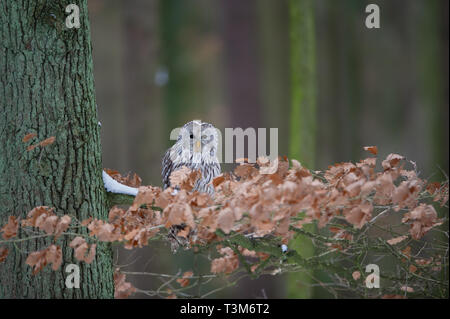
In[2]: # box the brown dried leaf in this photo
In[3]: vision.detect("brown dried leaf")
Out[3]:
[409,265,417,273]
[39,215,58,234]
[363,146,378,155]
[22,132,37,142]
[176,271,194,287]
[71,239,96,264]
[114,268,136,299]
[402,246,412,258]
[81,217,92,227]
[426,182,449,206]
[234,163,258,180]
[69,236,86,248]
[217,207,236,234]
[210,254,239,274]
[26,144,37,151]
[212,174,226,187]
[22,206,54,227]
[169,166,201,191]
[393,179,422,210]
[21,207,71,238]
[74,243,89,262]
[131,186,158,210]
[38,136,56,147]
[291,159,302,170]
[0,247,8,263]
[85,244,96,264]
[402,204,440,240]
[190,193,211,207]
[26,250,46,275]
[164,203,195,229]
[26,245,62,274]
[400,286,414,293]
[1,216,19,239]
[176,277,189,287]
[176,226,191,238]
[46,245,63,271]
[211,247,239,274]
[88,220,120,242]
[387,235,408,246]
[344,202,373,229]
[70,236,97,264]
[382,153,404,170]
[54,215,71,238]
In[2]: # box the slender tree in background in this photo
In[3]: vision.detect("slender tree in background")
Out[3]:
[90,0,129,174]
[287,0,317,299]
[122,0,162,184]
[108,0,162,294]
[160,0,204,142]
[316,0,362,166]
[416,0,449,176]
[0,0,114,297]
[258,0,290,157]
[223,0,281,298]
[223,0,262,131]
[160,0,184,136]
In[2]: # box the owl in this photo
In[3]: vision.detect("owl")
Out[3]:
[162,120,221,195]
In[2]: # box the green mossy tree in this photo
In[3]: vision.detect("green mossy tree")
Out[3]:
[0,0,114,298]
[287,0,317,299]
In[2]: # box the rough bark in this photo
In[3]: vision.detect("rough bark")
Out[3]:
[0,0,114,298]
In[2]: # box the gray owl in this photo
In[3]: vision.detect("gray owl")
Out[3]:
[162,120,221,195]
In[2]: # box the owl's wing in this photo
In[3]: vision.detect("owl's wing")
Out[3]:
[161,148,173,189]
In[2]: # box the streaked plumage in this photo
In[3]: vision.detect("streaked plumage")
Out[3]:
[162,120,221,195]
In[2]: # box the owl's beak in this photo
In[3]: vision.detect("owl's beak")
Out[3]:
[194,140,201,153]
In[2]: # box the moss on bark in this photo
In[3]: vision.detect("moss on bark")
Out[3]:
[0,0,114,298]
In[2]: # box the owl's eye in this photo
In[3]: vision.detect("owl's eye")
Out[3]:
[190,134,193,139]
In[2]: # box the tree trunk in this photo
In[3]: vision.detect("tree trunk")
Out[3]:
[223,0,262,130]
[287,0,317,299]
[415,0,449,176]
[118,0,162,296]
[122,0,162,184]
[0,0,114,298]
[90,0,129,174]
[258,0,290,157]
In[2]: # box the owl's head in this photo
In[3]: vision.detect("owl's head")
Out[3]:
[172,120,219,164]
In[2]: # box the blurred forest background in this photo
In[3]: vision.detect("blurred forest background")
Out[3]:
[88,0,448,298]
